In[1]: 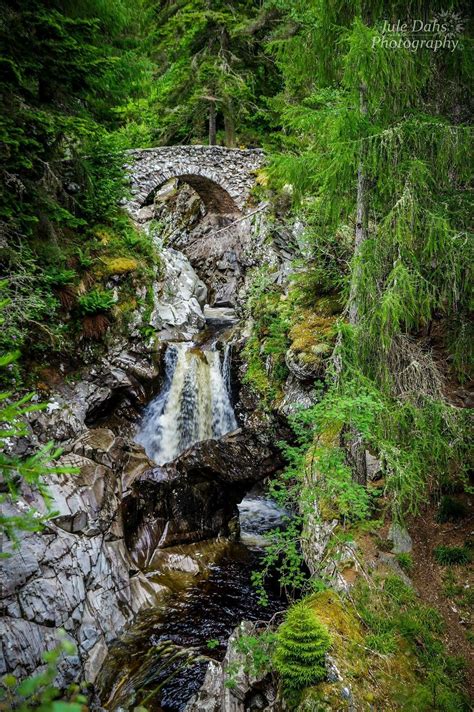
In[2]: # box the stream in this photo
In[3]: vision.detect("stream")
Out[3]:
[98,314,287,711]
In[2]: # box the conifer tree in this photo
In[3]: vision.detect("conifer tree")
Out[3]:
[144,0,279,145]
[264,0,472,506]
[274,602,331,702]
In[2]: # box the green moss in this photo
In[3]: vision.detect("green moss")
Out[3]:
[101,257,139,276]
[287,575,470,711]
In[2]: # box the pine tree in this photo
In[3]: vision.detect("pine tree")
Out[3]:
[274,602,331,702]
[264,0,472,511]
[144,0,279,145]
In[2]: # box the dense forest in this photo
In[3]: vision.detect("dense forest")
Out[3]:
[0,1,473,711]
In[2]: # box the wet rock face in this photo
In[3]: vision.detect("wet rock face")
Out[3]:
[0,431,166,686]
[143,182,256,309]
[185,621,278,712]
[26,346,162,449]
[122,428,283,567]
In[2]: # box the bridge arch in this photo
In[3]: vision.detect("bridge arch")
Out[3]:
[124,146,264,219]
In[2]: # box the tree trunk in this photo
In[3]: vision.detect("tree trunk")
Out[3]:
[348,83,369,487]
[208,101,216,146]
[224,113,236,148]
[349,83,368,325]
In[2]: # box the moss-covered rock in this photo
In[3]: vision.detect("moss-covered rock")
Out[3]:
[286,297,341,379]
[102,257,139,276]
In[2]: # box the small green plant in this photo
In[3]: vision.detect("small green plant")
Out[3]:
[251,519,307,606]
[366,631,398,655]
[74,247,94,269]
[434,546,471,566]
[273,602,331,704]
[235,631,276,677]
[442,570,463,598]
[77,289,115,315]
[396,552,413,572]
[206,639,219,650]
[437,496,467,523]
[44,267,76,287]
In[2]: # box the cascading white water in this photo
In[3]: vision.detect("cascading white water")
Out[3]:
[136,342,237,465]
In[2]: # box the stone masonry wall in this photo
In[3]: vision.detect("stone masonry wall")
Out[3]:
[124,146,264,218]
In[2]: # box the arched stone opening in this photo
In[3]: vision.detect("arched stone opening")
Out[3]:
[143,173,241,216]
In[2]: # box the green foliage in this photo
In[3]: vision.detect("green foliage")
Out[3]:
[281,337,471,522]
[396,552,413,573]
[0,309,78,543]
[44,268,76,287]
[433,546,471,566]
[273,602,331,703]
[251,519,308,606]
[235,631,276,677]
[262,0,473,529]
[0,638,86,711]
[353,574,469,710]
[140,0,280,145]
[77,289,115,315]
[0,0,161,364]
[273,391,372,521]
[242,266,291,405]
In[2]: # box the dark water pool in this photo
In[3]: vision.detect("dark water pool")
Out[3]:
[98,498,287,711]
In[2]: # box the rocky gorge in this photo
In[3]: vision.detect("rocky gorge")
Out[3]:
[0,169,305,708]
[4,152,472,711]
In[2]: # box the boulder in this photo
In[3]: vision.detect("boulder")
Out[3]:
[387,522,413,554]
[122,428,283,567]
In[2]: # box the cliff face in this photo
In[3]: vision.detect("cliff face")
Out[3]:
[1,181,293,687]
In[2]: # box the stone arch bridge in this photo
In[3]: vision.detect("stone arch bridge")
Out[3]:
[124,145,264,219]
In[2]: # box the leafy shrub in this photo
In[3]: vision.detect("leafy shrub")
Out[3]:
[235,631,276,677]
[77,289,114,315]
[436,496,467,523]
[434,546,471,566]
[0,337,77,541]
[274,602,331,703]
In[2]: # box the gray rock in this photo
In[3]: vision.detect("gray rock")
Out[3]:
[378,553,413,587]
[388,522,413,553]
[123,428,284,566]
[0,434,167,686]
[186,621,277,712]
[150,248,207,340]
[279,374,316,415]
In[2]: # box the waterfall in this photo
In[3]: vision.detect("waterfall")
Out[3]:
[136,342,237,465]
